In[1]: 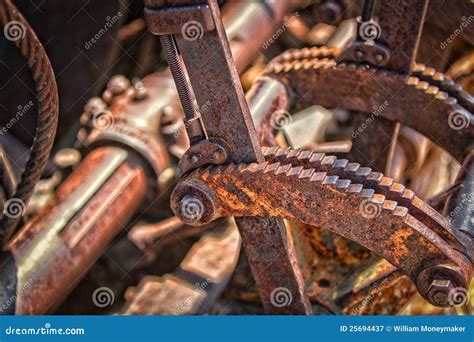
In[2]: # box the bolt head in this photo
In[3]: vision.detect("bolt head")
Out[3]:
[427,279,454,307]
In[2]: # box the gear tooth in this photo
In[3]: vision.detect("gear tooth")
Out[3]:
[366,172,383,183]
[237,163,251,172]
[359,188,374,199]
[282,51,293,61]
[383,200,398,211]
[264,162,280,173]
[299,168,315,179]
[389,182,405,193]
[309,153,325,163]
[423,67,436,77]
[379,177,394,187]
[321,155,337,166]
[275,164,292,175]
[249,162,268,172]
[413,63,425,72]
[262,146,279,156]
[435,91,448,100]
[433,72,445,81]
[344,163,360,173]
[335,179,351,189]
[287,165,304,176]
[406,76,419,86]
[310,172,326,182]
[319,46,329,56]
[426,86,439,95]
[273,64,284,74]
[275,147,291,157]
[394,206,409,217]
[297,150,313,160]
[415,81,429,90]
[357,167,372,177]
[310,46,321,57]
[346,183,363,193]
[371,194,385,204]
[287,148,300,159]
[303,61,314,70]
[334,159,349,169]
[323,175,339,185]
[402,189,415,200]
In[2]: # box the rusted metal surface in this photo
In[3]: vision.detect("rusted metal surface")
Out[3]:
[122,221,240,315]
[176,138,230,178]
[0,71,174,314]
[261,147,467,251]
[0,0,59,243]
[334,259,416,315]
[443,152,474,262]
[264,50,473,162]
[0,147,147,314]
[170,150,472,306]
[146,0,313,314]
[377,0,428,73]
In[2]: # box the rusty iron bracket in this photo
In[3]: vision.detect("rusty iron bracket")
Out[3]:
[338,0,429,73]
[144,3,215,36]
[176,138,231,178]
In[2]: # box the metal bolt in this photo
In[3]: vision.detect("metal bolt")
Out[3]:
[132,78,148,100]
[427,279,454,307]
[107,75,130,95]
[190,154,200,163]
[84,97,107,115]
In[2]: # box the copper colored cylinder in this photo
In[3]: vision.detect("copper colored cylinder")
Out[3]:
[0,147,147,314]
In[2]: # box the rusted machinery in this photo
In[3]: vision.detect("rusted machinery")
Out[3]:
[0,0,472,316]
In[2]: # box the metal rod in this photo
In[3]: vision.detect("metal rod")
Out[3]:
[159,35,205,145]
